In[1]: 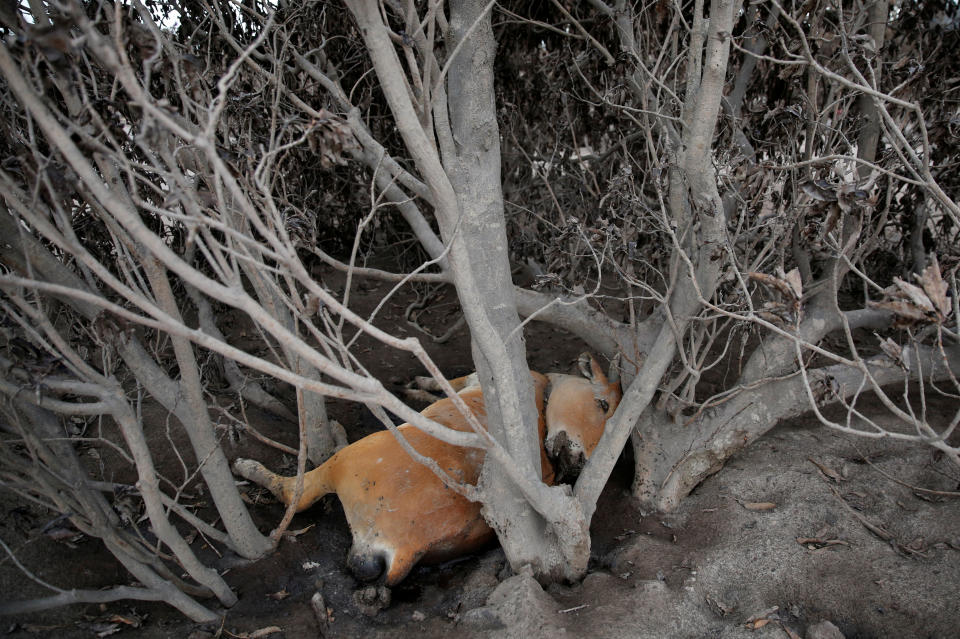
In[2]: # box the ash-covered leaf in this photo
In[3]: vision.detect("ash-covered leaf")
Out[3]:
[876,334,906,368]
[917,257,950,318]
[800,179,838,202]
[892,277,936,315]
[783,268,803,300]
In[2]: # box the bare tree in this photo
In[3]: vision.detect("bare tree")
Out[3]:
[0,0,957,620]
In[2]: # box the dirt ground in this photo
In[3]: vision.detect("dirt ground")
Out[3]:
[2,271,958,638]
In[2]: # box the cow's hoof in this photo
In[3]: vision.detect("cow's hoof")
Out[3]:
[353,584,391,616]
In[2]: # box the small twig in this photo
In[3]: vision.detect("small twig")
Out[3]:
[240,420,298,457]
[558,604,589,614]
[825,484,926,558]
[221,627,283,639]
[404,289,466,343]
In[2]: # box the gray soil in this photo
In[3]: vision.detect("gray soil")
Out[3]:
[460,418,960,639]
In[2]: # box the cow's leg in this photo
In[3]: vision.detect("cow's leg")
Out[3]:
[233,458,333,511]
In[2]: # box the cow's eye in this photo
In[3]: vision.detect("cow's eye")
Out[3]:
[597,399,609,412]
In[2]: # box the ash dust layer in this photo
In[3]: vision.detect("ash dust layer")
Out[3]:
[2,274,958,639]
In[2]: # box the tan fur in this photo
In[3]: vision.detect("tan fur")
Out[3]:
[545,355,623,467]
[234,355,620,586]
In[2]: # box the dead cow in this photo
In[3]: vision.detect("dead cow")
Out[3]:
[233,353,621,585]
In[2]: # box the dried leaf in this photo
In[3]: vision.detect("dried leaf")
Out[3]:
[779,622,803,639]
[796,537,849,549]
[800,180,838,202]
[783,268,802,300]
[876,335,905,368]
[267,589,290,601]
[744,502,777,511]
[43,526,79,542]
[918,258,950,318]
[745,606,780,629]
[706,595,735,616]
[748,272,799,301]
[106,614,142,628]
[808,457,843,482]
[867,300,928,325]
[757,187,778,222]
[839,182,871,201]
[284,524,315,538]
[892,277,936,314]
[906,537,927,552]
[856,514,892,541]
[246,627,284,639]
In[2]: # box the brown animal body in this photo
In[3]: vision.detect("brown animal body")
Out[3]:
[233,354,620,585]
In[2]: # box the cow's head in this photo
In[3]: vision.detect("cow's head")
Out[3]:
[543,353,622,480]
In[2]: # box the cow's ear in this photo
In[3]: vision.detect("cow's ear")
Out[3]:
[578,352,596,380]
[578,353,606,382]
[608,353,621,386]
[578,352,620,385]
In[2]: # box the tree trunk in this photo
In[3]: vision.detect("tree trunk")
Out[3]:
[634,342,960,511]
[856,0,890,180]
[443,0,588,579]
[345,0,593,580]
[579,0,736,521]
